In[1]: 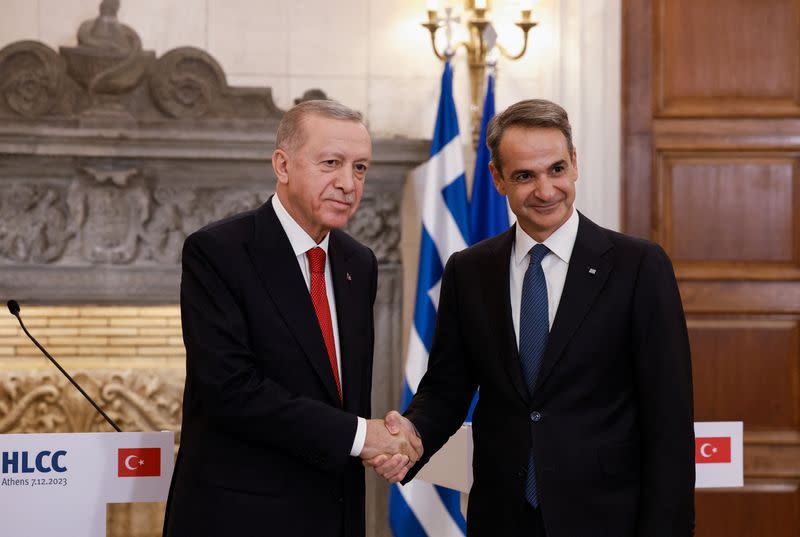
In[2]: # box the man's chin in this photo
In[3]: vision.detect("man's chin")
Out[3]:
[321,213,354,230]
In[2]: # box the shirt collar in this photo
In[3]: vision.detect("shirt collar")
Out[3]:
[513,207,580,266]
[272,194,330,256]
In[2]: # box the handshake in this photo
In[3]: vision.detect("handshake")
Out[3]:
[359,410,424,484]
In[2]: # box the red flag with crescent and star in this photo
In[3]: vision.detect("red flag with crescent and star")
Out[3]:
[118,447,161,477]
[695,437,731,464]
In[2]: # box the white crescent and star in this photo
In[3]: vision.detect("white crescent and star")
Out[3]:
[699,443,718,458]
[124,455,145,470]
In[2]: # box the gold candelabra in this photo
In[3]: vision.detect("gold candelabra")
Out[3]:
[422,0,538,146]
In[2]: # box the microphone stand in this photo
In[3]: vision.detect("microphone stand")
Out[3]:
[6,300,122,432]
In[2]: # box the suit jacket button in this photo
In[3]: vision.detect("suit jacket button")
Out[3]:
[530,411,542,422]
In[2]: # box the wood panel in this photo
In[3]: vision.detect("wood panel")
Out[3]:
[655,0,800,116]
[625,1,800,534]
[680,281,800,313]
[746,442,800,478]
[688,319,800,428]
[656,154,799,273]
[696,481,800,537]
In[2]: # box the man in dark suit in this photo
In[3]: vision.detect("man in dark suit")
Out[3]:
[370,99,694,536]
[163,100,421,537]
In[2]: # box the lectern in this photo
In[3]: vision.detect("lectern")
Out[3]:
[1,431,174,537]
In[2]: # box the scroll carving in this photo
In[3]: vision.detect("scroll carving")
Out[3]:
[0,370,184,439]
[0,1,282,121]
[149,48,226,119]
[0,40,66,118]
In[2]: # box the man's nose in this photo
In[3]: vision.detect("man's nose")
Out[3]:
[335,167,356,192]
[533,177,556,200]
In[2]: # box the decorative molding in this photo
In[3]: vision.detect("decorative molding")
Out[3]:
[0,174,398,267]
[0,2,282,122]
[0,370,184,439]
[0,41,67,118]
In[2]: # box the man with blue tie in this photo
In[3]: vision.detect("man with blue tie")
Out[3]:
[370,99,695,536]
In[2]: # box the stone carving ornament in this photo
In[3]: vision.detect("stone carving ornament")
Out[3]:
[0,370,184,438]
[0,173,398,266]
[0,0,282,120]
[61,0,153,115]
[0,40,66,118]
[0,182,81,263]
[149,48,226,119]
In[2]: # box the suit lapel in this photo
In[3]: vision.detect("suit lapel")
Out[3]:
[533,213,613,395]
[245,201,342,407]
[480,227,530,405]
[328,231,362,414]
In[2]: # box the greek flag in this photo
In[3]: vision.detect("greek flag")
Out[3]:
[469,72,509,245]
[388,60,469,537]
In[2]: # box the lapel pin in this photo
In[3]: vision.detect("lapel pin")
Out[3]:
[346,272,352,281]
[588,268,597,275]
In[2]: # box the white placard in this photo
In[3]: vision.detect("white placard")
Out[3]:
[694,421,743,488]
[0,431,174,537]
[415,423,473,492]
[416,421,744,493]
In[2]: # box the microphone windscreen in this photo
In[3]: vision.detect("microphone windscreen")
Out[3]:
[7,300,20,316]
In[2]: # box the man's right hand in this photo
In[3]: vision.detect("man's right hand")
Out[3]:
[360,411,423,483]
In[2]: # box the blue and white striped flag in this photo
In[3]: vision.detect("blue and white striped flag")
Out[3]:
[389,60,469,537]
[469,72,509,245]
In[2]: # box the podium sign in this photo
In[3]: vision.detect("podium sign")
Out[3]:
[417,421,744,493]
[0,431,174,537]
[694,421,743,488]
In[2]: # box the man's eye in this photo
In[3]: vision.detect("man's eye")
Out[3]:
[355,164,368,174]
[514,173,531,182]
[552,165,564,174]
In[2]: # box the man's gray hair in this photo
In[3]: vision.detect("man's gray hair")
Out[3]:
[276,100,365,151]
[486,99,574,172]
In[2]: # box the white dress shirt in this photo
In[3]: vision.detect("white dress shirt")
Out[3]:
[272,195,367,456]
[509,208,580,347]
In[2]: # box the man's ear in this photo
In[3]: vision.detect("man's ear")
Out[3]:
[272,149,290,185]
[489,161,506,196]
[570,148,578,180]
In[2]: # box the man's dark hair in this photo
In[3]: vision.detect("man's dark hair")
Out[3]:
[486,99,574,172]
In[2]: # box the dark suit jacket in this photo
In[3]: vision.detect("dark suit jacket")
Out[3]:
[404,213,694,537]
[163,199,377,537]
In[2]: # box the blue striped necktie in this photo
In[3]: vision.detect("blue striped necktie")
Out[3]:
[519,243,550,508]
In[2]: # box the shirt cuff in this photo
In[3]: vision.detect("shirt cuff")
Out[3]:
[349,416,367,457]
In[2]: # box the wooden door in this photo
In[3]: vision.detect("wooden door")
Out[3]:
[623,0,800,535]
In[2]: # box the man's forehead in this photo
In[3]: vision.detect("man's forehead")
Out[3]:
[500,127,570,156]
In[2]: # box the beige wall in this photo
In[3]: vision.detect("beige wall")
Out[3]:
[0,306,184,371]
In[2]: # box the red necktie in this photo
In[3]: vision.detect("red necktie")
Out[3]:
[306,247,342,402]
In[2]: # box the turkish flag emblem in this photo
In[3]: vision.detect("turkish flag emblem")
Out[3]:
[118,448,161,477]
[695,437,731,463]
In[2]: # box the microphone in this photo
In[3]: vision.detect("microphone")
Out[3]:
[6,300,122,432]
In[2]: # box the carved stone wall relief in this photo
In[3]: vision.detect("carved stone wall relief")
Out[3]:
[0,173,398,268]
[0,370,184,437]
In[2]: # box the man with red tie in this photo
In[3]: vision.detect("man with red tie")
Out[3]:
[163,100,421,537]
